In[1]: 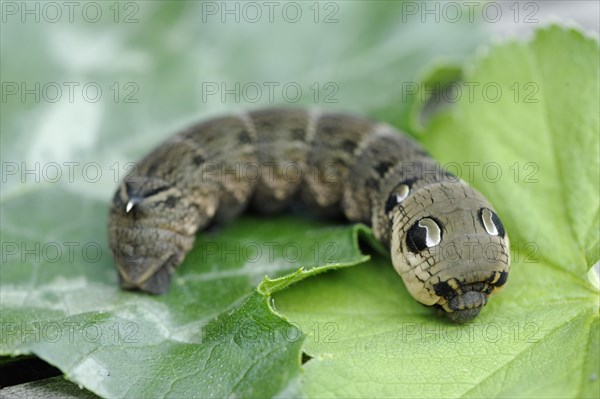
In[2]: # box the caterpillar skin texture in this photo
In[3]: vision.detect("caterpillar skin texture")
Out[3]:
[108,108,510,322]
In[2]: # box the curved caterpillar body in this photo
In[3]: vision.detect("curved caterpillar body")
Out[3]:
[109,108,510,322]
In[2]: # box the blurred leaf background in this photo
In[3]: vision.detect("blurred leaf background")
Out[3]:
[1,1,598,398]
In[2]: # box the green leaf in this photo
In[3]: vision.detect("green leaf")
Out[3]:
[0,192,367,397]
[275,25,599,398]
[0,376,100,398]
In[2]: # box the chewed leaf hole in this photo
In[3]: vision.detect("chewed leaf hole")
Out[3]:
[301,352,313,364]
[586,260,600,291]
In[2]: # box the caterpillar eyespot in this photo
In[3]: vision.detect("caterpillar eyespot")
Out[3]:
[479,207,506,237]
[406,217,443,253]
[384,178,416,215]
[108,108,511,322]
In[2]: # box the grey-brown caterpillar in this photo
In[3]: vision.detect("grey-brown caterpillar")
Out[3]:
[108,108,510,322]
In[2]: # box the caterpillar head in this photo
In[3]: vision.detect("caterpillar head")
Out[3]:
[108,177,199,294]
[387,180,510,322]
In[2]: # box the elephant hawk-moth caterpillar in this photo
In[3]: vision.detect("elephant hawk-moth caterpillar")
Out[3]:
[108,108,510,322]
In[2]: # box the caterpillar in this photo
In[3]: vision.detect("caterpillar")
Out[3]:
[108,108,510,322]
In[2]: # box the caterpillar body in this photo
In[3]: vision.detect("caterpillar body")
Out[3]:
[108,108,510,322]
